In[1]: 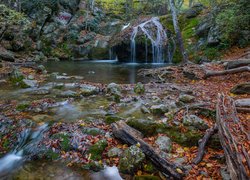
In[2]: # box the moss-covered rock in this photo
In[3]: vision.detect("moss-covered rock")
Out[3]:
[105,115,122,124]
[51,133,71,151]
[87,139,108,160]
[134,82,145,94]
[119,145,145,173]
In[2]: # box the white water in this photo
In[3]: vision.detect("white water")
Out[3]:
[0,124,48,178]
[130,17,169,64]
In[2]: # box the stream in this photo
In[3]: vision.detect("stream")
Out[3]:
[0,60,166,179]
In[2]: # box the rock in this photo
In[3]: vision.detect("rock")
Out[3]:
[80,84,99,96]
[183,115,208,130]
[107,147,123,157]
[155,136,172,152]
[230,82,250,94]
[207,26,220,45]
[150,104,169,115]
[179,94,195,103]
[105,115,122,124]
[134,82,145,94]
[32,114,52,122]
[174,157,187,165]
[37,65,47,74]
[22,79,38,88]
[0,49,15,61]
[27,75,35,80]
[58,90,79,98]
[119,145,145,173]
[107,83,121,96]
[184,9,199,18]
[141,106,150,114]
[30,89,50,95]
[82,127,105,136]
[88,139,108,160]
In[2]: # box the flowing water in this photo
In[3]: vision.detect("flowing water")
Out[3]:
[0,60,167,179]
[130,17,172,64]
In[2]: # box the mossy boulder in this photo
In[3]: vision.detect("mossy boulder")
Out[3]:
[51,133,71,151]
[134,82,145,94]
[105,115,122,124]
[150,104,169,115]
[119,145,145,173]
[88,139,108,160]
[80,84,100,96]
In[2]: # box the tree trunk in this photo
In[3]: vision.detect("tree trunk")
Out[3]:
[169,0,188,63]
[205,66,250,78]
[111,121,184,179]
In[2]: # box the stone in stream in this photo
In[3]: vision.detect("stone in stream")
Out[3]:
[182,114,208,130]
[150,104,169,115]
[107,147,123,158]
[141,106,150,114]
[80,84,100,96]
[107,83,121,96]
[155,136,172,152]
[57,90,79,98]
[134,82,145,94]
[118,145,145,173]
[179,94,195,103]
[230,82,250,94]
[22,79,38,88]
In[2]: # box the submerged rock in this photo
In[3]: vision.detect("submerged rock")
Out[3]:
[155,136,172,152]
[183,115,208,130]
[119,145,145,173]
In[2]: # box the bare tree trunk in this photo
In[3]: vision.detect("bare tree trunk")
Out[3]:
[169,0,188,63]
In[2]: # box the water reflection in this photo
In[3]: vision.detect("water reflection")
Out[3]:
[44,60,165,84]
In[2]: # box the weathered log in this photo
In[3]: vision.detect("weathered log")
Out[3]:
[216,94,250,180]
[205,66,250,78]
[231,82,250,95]
[235,99,250,108]
[225,59,250,69]
[111,121,184,179]
[192,124,218,164]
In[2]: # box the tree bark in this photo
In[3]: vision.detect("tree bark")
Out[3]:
[169,0,188,63]
[205,66,250,78]
[216,94,250,180]
[225,59,250,69]
[111,121,184,179]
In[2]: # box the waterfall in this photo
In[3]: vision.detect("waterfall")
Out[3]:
[130,17,169,64]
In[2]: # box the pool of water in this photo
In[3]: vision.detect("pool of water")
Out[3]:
[44,60,166,84]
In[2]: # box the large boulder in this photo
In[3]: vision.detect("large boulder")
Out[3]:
[150,104,169,115]
[119,145,145,173]
[0,48,15,62]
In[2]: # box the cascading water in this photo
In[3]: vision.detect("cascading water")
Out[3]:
[130,17,170,64]
[0,124,48,178]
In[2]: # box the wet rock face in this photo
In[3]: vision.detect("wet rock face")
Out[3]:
[118,145,145,173]
[155,136,172,152]
[183,115,208,130]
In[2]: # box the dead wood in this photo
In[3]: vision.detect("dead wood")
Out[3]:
[205,66,250,78]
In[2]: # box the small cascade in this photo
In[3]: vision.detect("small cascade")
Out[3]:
[130,17,169,64]
[0,124,48,178]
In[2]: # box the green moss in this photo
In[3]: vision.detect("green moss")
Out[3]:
[134,175,161,180]
[87,139,108,160]
[9,76,29,88]
[143,161,156,174]
[82,161,104,172]
[52,133,71,151]
[16,103,29,111]
[46,149,60,160]
[105,115,122,124]
[203,47,222,60]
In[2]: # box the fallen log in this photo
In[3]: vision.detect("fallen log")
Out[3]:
[111,121,184,179]
[205,66,250,78]
[225,59,250,69]
[216,94,250,180]
[192,124,218,164]
[235,99,250,108]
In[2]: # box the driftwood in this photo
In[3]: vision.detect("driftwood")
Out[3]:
[112,121,184,179]
[226,59,250,69]
[205,66,250,78]
[192,124,218,164]
[216,94,250,180]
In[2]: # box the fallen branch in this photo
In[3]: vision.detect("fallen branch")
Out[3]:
[216,94,250,180]
[192,124,218,164]
[111,121,184,179]
[205,66,250,78]
[225,59,250,69]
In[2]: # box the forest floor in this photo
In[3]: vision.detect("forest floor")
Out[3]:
[0,49,249,179]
